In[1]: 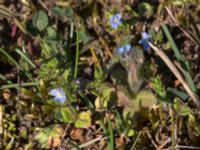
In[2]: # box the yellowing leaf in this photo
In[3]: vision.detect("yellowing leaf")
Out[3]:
[95,97,107,109]
[136,90,157,109]
[75,111,91,128]
[174,98,191,116]
[127,129,135,137]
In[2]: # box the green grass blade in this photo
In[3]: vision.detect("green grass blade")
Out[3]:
[15,49,36,68]
[74,28,79,79]
[0,48,22,70]
[0,74,12,84]
[162,24,197,92]
[0,48,35,82]
[187,29,200,45]
[162,24,184,62]
[107,116,114,150]
[189,14,200,41]
[0,82,39,90]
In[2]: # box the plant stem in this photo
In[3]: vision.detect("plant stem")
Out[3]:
[74,27,79,79]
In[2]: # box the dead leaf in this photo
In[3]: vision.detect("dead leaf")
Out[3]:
[70,128,85,143]
[116,136,125,149]
[3,89,11,102]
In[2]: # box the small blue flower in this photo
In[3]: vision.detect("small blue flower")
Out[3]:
[117,44,132,55]
[50,88,66,103]
[138,32,153,51]
[110,13,122,29]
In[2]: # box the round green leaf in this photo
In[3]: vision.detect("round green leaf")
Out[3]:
[137,2,153,18]
[32,10,49,31]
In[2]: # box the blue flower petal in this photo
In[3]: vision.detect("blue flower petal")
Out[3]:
[110,13,122,29]
[139,32,152,51]
[117,47,124,54]
[144,43,150,51]
[138,39,146,45]
[116,21,122,26]
[54,95,66,103]
[115,13,122,20]
[50,89,59,96]
[142,32,150,39]
[59,95,66,103]
[110,16,115,23]
[58,88,65,95]
[111,23,118,29]
[50,88,66,103]
[124,44,131,52]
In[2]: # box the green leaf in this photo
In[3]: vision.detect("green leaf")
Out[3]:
[150,76,165,98]
[136,90,157,109]
[137,2,153,18]
[32,10,49,31]
[167,87,188,101]
[174,99,191,116]
[65,7,73,17]
[35,130,49,149]
[21,88,38,99]
[52,6,65,17]
[195,124,200,135]
[78,31,90,44]
[95,86,116,109]
[127,129,135,137]
[35,126,63,149]
[61,108,75,123]
[47,27,57,39]
[75,111,91,128]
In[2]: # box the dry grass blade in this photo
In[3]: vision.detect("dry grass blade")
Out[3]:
[165,6,198,45]
[0,4,30,36]
[149,43,200,107]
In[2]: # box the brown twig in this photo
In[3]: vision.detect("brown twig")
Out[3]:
[145,129,158,149]
[58,123,70,150]
[149,43,200,107]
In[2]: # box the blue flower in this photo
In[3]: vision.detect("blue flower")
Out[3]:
[138,32,153,51]
[110,13,122,29]
[50,88,66,103]
[117,44,132,55]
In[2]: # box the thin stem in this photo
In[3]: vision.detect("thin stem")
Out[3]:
[170,107,175,150]
[74,27,79,79]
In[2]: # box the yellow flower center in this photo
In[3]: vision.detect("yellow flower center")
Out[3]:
[113,17,119,23]
[57,92,62,98]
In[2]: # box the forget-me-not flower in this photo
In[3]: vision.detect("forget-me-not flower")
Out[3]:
[117,44,132,55]
[110,13,122,29]
[50,88,66,103]
[138,32,153,51]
